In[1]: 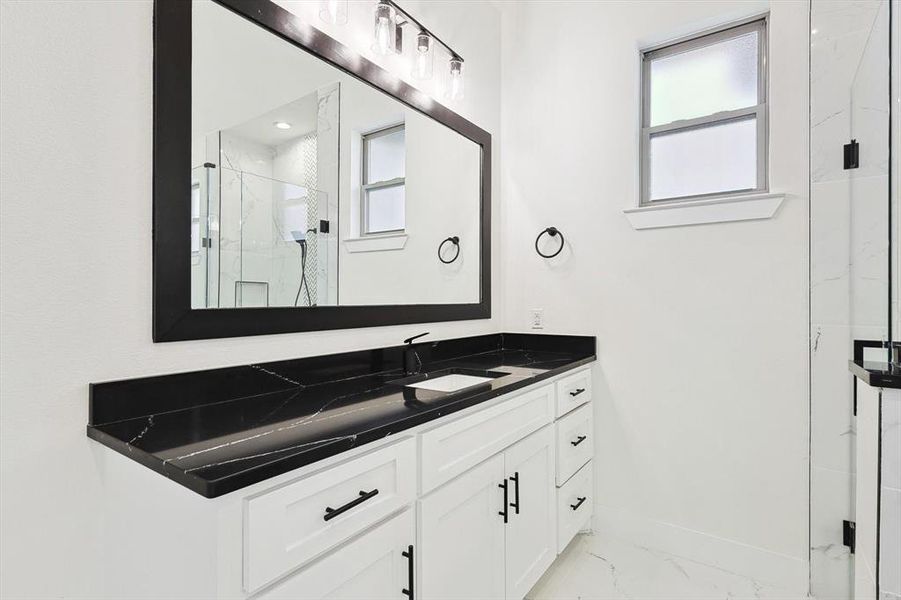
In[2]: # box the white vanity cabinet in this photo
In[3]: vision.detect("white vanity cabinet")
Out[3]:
[257,509,415,600]
[97,365,594,600]
[418,453,507,600]
[418,425,557,600]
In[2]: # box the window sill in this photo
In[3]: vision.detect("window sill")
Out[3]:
[622,193,786,230]
[344,233,408,253]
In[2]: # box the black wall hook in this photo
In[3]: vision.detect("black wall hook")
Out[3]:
[535,227,564,258]
[438,236,460,264]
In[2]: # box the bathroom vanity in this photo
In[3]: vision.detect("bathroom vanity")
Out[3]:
[849,342,901,600]
[88,333,596,599]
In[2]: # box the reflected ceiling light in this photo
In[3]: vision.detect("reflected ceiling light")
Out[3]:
[372,0,394,55]
[273,121,292,130]
[412,31,433,80]
[446,57,464,101]
[319,0,348,25]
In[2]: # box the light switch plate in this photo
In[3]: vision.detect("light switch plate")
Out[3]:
[530,309,544,330]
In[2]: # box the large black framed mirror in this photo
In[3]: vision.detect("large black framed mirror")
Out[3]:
[153,0,491,342]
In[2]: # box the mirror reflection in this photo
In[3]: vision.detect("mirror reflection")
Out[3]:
[190,0,482,309]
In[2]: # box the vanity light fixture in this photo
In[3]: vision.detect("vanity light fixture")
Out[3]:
[412,31,434,80]
[273,121,292,130]
[372,0,394,55]
[446,56,465,101]
[370,0,465,99]
[319,0,348,26]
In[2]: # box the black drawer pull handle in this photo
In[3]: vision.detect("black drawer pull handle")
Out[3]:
[498,480,509,523]
[402,545,414,599]
[571,435,587,447]
[569,388,586,397]
[323,489,379,521]
[509,472,520,514]
[570,496,587,511]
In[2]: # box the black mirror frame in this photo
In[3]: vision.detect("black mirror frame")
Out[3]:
[152,0,491,342]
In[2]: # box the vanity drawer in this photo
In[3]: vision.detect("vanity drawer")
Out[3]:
[419,383,555,493]
[555,404,593,486]
[557,461,592,553]
[555,368,592,417]
[244,438,416,593]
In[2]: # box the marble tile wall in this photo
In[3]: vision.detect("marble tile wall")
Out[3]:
[809,1,891,597]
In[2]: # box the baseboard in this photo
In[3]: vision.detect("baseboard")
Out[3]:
[593,504,809,594]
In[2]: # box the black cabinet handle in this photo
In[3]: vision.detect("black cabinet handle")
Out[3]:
[509,472,520,514]
[402,545,414,599]
[570,496,587,511]
[569,388,586,397]
[498,480,509,523]
[571,435,588,447]
[323,489,379,521]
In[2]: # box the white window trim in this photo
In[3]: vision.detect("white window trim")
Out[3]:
[344,232,408,253]
[623,192,785,230]
[639,16,769,207]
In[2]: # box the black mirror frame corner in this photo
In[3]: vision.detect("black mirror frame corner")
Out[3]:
[152,0,491,342]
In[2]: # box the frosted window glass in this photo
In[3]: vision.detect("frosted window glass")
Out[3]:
[366,128,405,183]
[366,184,405,232]
[649,117,757,201]
[649,31,758,126]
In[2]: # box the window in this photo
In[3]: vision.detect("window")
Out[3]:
[362,124,405,234]
[640,18,767,205]
[191,181,201,254]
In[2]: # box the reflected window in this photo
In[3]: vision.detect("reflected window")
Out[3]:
[641,18,767,204]
[191,181,201,254]
[362,124,405,234]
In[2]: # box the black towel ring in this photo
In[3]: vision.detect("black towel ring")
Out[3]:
[438,236,460,264]
[535,227,564,258]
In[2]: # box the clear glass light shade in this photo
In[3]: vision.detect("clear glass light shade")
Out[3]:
[446,57,464,101]
[412,32,434,80]
[319,0,348,25]
[648,116,758,201]
[372,1,394,55]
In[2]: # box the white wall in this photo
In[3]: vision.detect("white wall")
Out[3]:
[500,0,810,591]
[0,1,501,598]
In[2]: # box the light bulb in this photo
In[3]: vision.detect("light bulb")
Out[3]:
[446,57,464,101]
[319,0,347,25]
[412,32,433,80]
[372,1,393,55]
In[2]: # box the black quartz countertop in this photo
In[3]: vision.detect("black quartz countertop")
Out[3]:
[849,339,901,389]
[850,360,901,389]
[88,333,595,498]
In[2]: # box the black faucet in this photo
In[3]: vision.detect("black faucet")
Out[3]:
[403,332,429,375]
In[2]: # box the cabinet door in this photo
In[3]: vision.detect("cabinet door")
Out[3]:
[419,453,506,600]
[503,426,556,600]
[258,509,415,600]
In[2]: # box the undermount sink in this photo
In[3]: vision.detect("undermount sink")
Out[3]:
[390,368,509,394]
[406,374,495,393]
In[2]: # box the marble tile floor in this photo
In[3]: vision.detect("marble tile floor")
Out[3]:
[527,534,811,600]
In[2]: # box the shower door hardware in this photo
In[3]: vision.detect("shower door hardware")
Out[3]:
[323,488,380,521]
[843,140,859,169]
[571,435,588,447]
[842,520,856,554]
[498,479,509,523]
[570,497,587,511]
[509,472,520,514]
[401,544,414,599]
